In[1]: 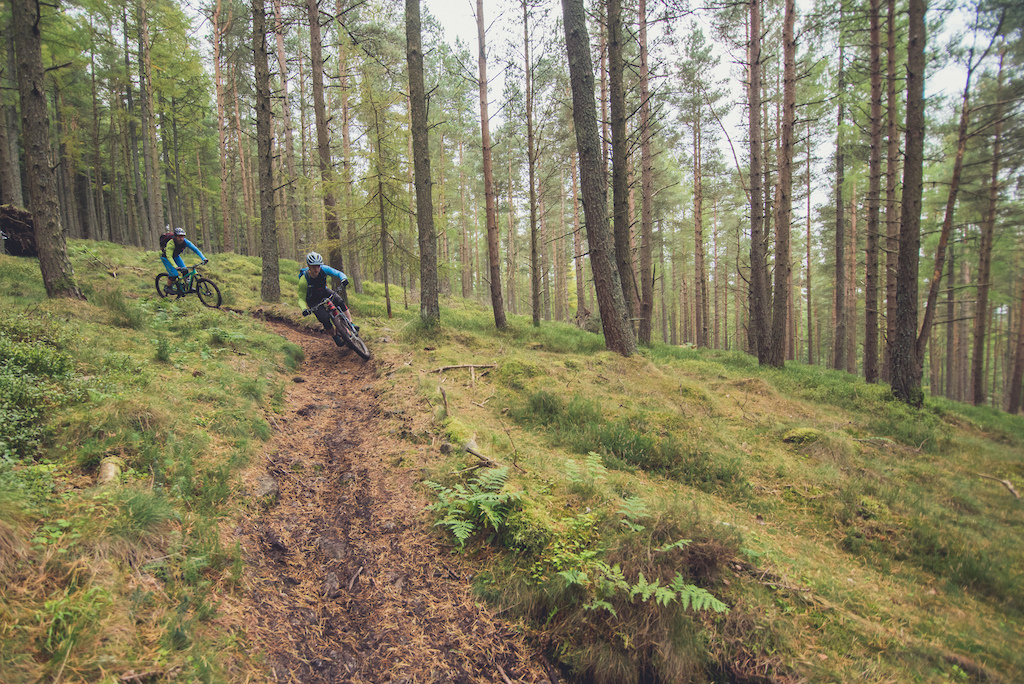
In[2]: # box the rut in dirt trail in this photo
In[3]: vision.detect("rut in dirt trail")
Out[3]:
[239,321,550,683]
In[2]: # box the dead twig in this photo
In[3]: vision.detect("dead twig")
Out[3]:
[348,565,364,591]
[497,664,514,684]
[976,473,1021,500]
[497,416,526,473]
[430,363,496,373]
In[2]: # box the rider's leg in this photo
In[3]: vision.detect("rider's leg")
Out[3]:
[331,292,358,331]
[173,256,187,293]
[161,257,179,293]
[313,306,334,334]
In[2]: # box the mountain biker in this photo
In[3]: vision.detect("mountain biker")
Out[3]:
[160,227,207,295]
[298,252,357,347]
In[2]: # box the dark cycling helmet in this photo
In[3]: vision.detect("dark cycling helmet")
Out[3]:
[173,227,186,236]
[306,252,324,266]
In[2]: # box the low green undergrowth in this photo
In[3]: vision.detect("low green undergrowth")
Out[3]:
[511,389,747,495]
[0,244,303,683]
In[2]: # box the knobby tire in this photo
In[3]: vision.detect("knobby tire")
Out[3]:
[195,278,222,308]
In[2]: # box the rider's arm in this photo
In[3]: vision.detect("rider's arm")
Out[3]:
[184,239,207,262]
[297,270,310,310]
[321,264,348,285]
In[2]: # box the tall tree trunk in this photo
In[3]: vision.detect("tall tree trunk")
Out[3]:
[506,156,517,314]
[891,0,926,406]
[273,0,302,261]
[694,118,708,348]
[476,0,506,329]
[306,0,341,274]
[847,187,858,374]
[864,0,883,382]
[160,97,179,230]
[769,0,795,368]
[1007,271,1024,413]
[460,139,471,298]
[748,0,770,362]
[3,27,23,208]
[806,121,814,365]
[212,0,233,252]
[562,0,635,356]
[407,0,439,323]
[883,0,901,382]
[138,0,161,246]
[571,146,586,323]
[13,0,82,298]
[608,0,637,328]
[524,0,541,327]
[253,0,279,302]
[972,50,1004,405]
[833,37,847,371]
[637,0,654,344]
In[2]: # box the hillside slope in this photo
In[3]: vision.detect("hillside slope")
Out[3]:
[1,241,1022,683]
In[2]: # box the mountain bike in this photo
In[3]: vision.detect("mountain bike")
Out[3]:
[304,297,371,360]
[155,263,222,308]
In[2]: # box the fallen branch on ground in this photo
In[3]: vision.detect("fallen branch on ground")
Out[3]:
[429,364,496,373]
[976,473,1021,500]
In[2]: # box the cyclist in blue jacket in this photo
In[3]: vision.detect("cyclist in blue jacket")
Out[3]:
[298,252,357,346]
[160,227,207,295]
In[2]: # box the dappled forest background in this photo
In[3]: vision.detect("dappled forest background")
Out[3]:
[1,0,1022,409]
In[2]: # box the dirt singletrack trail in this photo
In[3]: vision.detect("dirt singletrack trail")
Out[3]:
[238,321,550,684]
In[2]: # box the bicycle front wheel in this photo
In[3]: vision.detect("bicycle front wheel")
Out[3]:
[345,330,371,360]
[155,273,170,298]
[337,316,370,360]
[195,278,222,308]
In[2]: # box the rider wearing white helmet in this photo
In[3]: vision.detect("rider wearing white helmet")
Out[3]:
[159,227,207,295]
[298,252,357,346]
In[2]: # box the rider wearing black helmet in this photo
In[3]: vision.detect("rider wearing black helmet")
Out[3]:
[298,252,357,346]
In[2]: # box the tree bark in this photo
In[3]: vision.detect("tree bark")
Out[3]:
[562,0,635,356]
[306,0,342,274]
[138,0,161,246]
[13,0,82,298]
[407,0,439,323]
[883,0,901,382]
[253,0,279,302]
[607,0,637,328]
[476,0,507,329]
[273,0,302,261]
[833,37,847,371]
[748,0,770,363]
[769,0,795,368]
[637,0,654,344]
[694,118,708,348]
[864,0,883,382]
[891,0,926,406]
[523,0,540,327]
[212,0,233,252]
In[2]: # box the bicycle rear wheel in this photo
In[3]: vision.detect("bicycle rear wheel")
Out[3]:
[195,278,222,308]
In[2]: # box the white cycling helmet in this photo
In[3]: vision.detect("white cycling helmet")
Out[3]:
[306,252,324,266]
[173,227,186,236]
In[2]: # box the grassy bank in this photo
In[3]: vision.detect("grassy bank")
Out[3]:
[0,240,381,683]
[2,240,1022,683]
[386,300,1024,682]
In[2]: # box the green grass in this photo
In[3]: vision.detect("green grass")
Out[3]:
[0,243,299,683]
[404,301,1024,683]
[3,241,1023,684]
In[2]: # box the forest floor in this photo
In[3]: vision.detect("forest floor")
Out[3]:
[235,320,552,684]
